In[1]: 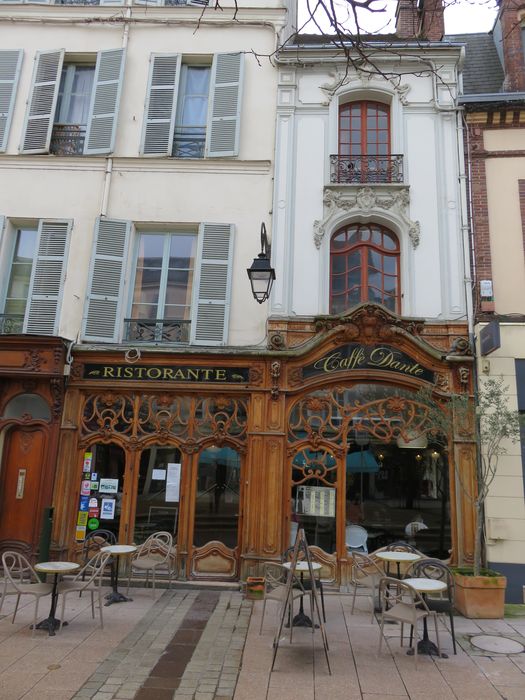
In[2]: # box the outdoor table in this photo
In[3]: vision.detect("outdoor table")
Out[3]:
[375,551,420,579]
[404,577,448,658]
[34,561,80,636]
[282,561,322,628]
[101,544,137,606]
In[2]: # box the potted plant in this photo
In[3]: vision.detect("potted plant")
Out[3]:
[418,377,520,618]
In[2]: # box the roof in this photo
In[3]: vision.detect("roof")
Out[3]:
[445,33,504,95]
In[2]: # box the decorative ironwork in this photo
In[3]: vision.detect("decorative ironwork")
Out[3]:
[0,314,24,335]
[291,447,338,486]
[193,398,248,440]
[137,395,191,440]
[173,128,206,158]
[330,154,404,184]
[50,125,86,156]
[54,0,100,4]
[82,394,135,437]
[124,318,190,344]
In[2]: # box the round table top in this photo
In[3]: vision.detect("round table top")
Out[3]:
[35,561,80,574]
[101,544,137,555]
[404,577,447,593]
[282,561,322,572]
[375,551,421,563]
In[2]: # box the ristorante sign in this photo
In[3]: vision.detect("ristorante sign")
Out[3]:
[83,364,250,383]
[303,344,435,383]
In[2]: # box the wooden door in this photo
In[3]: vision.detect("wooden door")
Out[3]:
[0,426,47,555]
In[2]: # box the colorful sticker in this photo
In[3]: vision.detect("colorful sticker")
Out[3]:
[75,525,87,541]
[99,478,119,494]
[88,507,100,518]
[79,495,90,511]
[100,498,116,520]
[77,511,88,527]
[83,452,92,472]
[89,497,98,508]
[87,518,100,530]
[90,481,99,491]
[91,472,98,481]
[80,480,91,496]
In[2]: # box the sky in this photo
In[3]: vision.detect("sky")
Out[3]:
[299,0,499,35]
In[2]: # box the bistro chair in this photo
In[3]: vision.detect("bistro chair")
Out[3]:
[126,531,173,594]
[57,551,111,630]
[259,562,306,637]
[349,551,384,623]
[404,558,457,654]
[346,524,369,553]
[378,577,441,669]
[1,551,53,637]
[282,546,326,622]
[80,529,116,594]
[385,541,420,553]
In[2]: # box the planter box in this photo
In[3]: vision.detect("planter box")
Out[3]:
[454,572,506,618]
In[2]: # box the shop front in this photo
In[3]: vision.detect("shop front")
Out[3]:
[52,305,477,584]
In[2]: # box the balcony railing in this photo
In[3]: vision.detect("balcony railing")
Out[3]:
[330,155,404,184]
[124,319,191,343]
[172,127,206,158]
[0,314,24,335]
[50,125,86,156]
[55,0,100,4]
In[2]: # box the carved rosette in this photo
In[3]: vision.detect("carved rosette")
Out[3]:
[313,186,420,249]
[248,366,263,386]
[23,350,44,372]
[267,332,286,351]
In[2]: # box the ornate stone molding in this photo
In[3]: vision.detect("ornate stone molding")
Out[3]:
[313,185,420,250]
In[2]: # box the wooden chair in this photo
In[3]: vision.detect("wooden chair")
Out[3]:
[126,531,173,594]
[1,552,53,637]
[57,551,111,630]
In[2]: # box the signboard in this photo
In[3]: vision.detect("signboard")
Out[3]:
[479,320,501,356]
[99,478,119,494]
[166,463,181,502]
[295,486,336,518]
[303,344,435,383]
[83,363,250,383]
[100,498,116,520]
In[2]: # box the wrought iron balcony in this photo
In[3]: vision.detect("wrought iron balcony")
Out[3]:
[124,319,190,343]
[172,127,206,158]
[330,155,404,184]
[55,0,100,4]
[0,314,24,335]
[50,125,86,156]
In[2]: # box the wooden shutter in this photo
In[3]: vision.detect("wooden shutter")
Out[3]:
[82,217,131,342]
[20,49,64,154]
[140,53,181,156]
[191,223,234,346]
[0,50,23,153]
[84,48,126,155]
[206,53,243,158]
[25,220,71,335]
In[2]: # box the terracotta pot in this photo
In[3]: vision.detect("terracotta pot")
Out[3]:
[453,572,507,618]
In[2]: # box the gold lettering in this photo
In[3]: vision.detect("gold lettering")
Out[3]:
[124,367,134,378]
[215,369,227,381]
[174,369,186,380]
[135,367,146,379]
[187,369,200,380]
[369,347,424,376]
[147,368,161,379]
[202,369,213,380]
[163,368,175,380]
[115,366,123,378]
[102,366,115,378]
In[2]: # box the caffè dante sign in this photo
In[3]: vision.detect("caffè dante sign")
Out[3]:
[303,344,435,383]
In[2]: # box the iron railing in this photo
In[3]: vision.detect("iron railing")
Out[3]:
[173,127,206,158]
[124,318,191,343]
[330,154,404,184]
[55,0,101,5]
[50,125,86,156]
[0,314,24,335]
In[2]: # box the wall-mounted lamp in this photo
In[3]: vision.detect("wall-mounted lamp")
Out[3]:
[247,223,275,303]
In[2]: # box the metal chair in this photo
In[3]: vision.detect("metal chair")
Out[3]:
[346,524,368,553]
[404,558,457,654]
[349,551,384,622]
[57,551,111,630]
[80,529,116,594]
[378,576,441,669]
[1,552,53,637]
[385,540,420,553]
[282,546,326,622]
[126,531,173,594]
[259,562,306,637]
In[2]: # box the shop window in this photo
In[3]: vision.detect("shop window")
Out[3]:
[82,443,125,541]
[330,222,400,314]
[332,100,403,184]
[2,393,51,421]
[194,445,240,549]
[127,231,197,343]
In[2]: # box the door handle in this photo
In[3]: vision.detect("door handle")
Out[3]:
[16,469,27,499]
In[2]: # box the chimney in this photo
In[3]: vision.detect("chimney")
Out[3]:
[498,0,525,92]
[419,0,445,41]
[396,0,419,38]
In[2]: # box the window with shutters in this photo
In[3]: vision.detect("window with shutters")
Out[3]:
[141,52,243,159]
[330,222,400,314]
[0,220,71,335]
[50,61,96,156]
[125,230,197,343]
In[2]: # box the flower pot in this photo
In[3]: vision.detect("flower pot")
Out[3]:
[453,571,507,618]
[245,576,265,600]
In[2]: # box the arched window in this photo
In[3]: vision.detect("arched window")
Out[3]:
[337,101,394,183]
[330,223,400,314]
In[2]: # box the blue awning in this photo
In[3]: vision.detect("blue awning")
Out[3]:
[346,449,380,473]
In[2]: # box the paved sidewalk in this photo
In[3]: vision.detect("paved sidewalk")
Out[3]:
[1,584,525,700]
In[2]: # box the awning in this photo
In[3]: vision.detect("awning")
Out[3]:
[346,449,380,473]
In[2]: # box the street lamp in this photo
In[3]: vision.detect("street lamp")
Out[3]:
[246,223,275,303]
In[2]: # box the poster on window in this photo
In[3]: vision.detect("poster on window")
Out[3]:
[99,478,119,494]
[296,486,335,517]
[83,452,92,473]
[166,463,181,502]
[100,498,116,520]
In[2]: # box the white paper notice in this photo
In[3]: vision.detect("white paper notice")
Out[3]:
[152,469,167,481]
[166,463,181,502]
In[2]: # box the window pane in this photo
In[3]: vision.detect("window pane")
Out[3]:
[4,228,37,318]
[130,303,158,320]
[348,268,361,287]
[384,275,397,294]
[368,249,382,269]
[383,256,396,275]
[367,286,382,303]
[164,304,190,320]
[368,270,382,288]
[165,269,193,306]
[332,255,346,274]
[332,275,345,292]
[56,65,95,125]
[179,67,210,127]
[168,234,196,269]
[138,235,164,267]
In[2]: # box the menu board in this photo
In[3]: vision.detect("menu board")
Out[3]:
[295,486,336,517]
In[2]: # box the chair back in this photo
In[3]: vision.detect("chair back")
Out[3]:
[346,524,368,550]
[75,551,112,589]
[385,540,418,553]
[82,529,117,564]
[139,531,173,560]
[407,557,455,602]
[262,562,286,592]
[378,576,428,613]
[2,551,40,589]
[350,551,383,583]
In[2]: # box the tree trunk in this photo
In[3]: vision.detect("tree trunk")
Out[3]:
[474,501,483,577]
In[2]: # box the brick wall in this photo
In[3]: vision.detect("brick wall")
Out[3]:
[500,0,525,92]
[395,0,444,40]
[420,0,445,41]
[395,0,419,38]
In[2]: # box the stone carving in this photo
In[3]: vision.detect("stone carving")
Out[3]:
[23,350,44,372]
[268,332,286,351]
[248,367,263,386]
[450,337,471,356]
[313,186,420,249]
[313,303,424,343]
[270,361,281,400]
